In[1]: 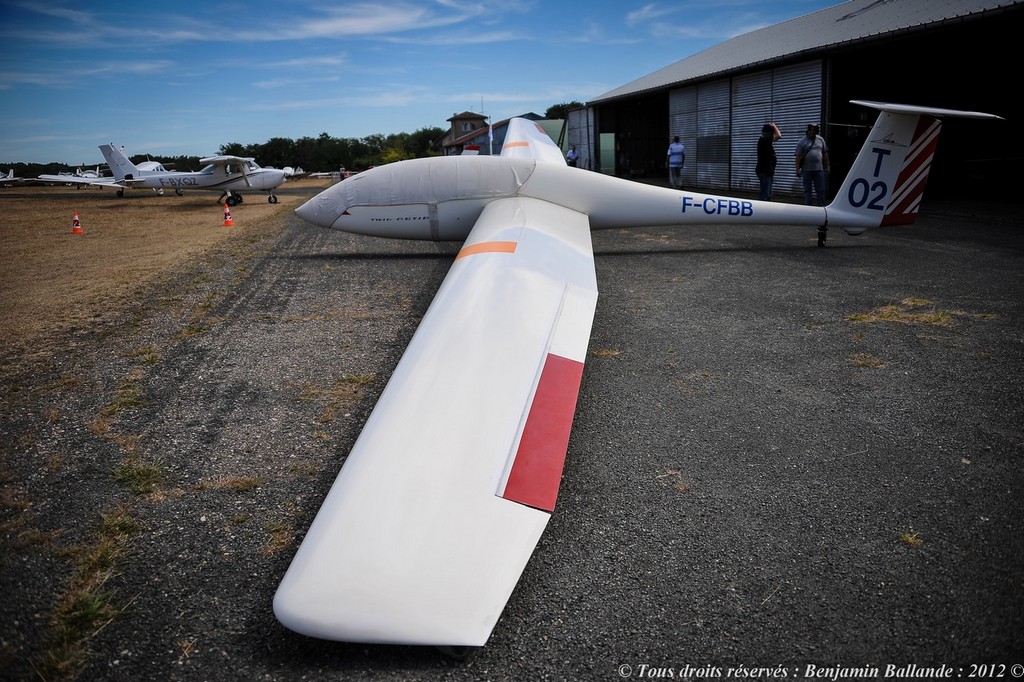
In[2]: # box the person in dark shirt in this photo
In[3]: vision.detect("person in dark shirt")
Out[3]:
[756,122,781,201]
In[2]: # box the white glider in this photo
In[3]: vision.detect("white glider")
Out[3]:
[275,101,1001,649]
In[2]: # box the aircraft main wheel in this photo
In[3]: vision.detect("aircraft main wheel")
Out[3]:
[175,189,184,196]
[817,227,828,247]
[226,196,239,207]
[116,189,124,198]
[268,195,278,204]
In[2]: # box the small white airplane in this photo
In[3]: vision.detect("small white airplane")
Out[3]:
[274,101,1001,650]
[39,145,286,205]
[1,169,23,185]
[75,165,106,179]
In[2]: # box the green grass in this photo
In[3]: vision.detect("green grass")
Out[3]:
[33,506,141,680]
[112,457,165,495]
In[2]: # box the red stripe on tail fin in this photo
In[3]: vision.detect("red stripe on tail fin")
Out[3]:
[881,116,941,226]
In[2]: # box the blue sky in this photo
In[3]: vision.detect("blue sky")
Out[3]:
[0,0,836,165]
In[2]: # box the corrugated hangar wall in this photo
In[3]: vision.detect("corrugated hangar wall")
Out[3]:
[648,61,824,199]
[730,62,824,199]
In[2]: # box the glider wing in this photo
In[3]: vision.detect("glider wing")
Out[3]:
[274,195,598,646]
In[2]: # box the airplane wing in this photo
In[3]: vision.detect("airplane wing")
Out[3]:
[274,193,599,646]
[37,174,123,188]
[199,155,262,188]
[198,154,254,165]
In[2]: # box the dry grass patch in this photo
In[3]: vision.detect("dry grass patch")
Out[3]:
[673,370,719,394]
[900,529,923,547]
[263,521,292,555]
[289,374,376,423]
[846,298,955,326]
[657,469,691,493]
[850,353,887,368]
[193,475,264,492]
[0,182,322,361]
[99,368,146,417]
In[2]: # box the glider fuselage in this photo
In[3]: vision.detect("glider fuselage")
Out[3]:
[295,156,830,241]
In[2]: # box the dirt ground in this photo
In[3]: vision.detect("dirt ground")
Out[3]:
[0,180,329,365]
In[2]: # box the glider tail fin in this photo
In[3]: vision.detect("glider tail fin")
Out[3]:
[500,119,567,165]
[828,101,1003,234]
[99,144,141,181]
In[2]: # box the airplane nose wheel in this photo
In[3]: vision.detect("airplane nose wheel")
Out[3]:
[268,194,278,204]
[817,226,828,247]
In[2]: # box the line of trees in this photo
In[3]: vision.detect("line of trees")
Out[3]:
[219,125,446,173]
[3,126,446,178]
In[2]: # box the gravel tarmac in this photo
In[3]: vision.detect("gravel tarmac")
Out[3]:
[1,189,1022,681]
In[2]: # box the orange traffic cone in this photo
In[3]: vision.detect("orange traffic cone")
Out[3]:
[71,210,84,234]
[223,204,234,227]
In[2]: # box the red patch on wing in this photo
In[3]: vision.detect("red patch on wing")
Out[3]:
[501,353,584,513]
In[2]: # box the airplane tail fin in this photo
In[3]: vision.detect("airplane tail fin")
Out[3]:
[500,119,567,165]
[828,101,1002,234]
[99,144,141,181]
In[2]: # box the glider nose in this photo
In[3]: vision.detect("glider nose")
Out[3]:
[295,183,346,229]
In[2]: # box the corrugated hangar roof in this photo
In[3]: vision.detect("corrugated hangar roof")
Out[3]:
[591,0,1021,103]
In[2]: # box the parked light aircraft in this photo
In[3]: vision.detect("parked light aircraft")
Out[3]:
[76,165,106,179]
[274,101,1002,650]
[40,145,286,204]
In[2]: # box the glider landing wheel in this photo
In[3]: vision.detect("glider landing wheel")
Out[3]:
[116,189,124,198]
[435,645,476,660]
[268,194,278,204]
[817,226,828,247]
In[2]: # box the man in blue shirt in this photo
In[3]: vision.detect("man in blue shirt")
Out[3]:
[667,136,686,189]
[566,145,579,167]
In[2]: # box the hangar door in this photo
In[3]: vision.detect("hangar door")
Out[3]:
[670,60,823,196]
[670,81,730,191]
[731,61,824,199]
[567,107,596,171]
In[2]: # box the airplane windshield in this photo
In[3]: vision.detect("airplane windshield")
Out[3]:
[199,165,215,174]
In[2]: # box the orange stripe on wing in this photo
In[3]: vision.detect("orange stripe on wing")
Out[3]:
[503,141,530,148]
[455,240,518,260]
